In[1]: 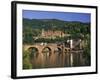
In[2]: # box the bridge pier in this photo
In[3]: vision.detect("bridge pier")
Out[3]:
[49,50,57,67]
[61,47,65,67]
[33,52,45,68]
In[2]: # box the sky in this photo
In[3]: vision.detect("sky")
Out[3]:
[23,10,91,23]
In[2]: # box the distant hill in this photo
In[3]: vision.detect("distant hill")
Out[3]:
[23,18,90,30]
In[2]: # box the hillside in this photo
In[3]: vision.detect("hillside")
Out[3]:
[23,18,90,44]
[23,18,90,31]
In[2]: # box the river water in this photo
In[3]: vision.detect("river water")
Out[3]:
[30,49,86,69]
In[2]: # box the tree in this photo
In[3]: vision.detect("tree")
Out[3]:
[83,34,91,66]
[23,50,32,69]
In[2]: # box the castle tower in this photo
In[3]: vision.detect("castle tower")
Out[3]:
[41,29,45,37]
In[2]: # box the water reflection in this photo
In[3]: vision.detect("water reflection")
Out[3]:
[42,47,51,68]
[29,47,86,69]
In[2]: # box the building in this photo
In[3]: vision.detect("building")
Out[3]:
[41,29,65,38]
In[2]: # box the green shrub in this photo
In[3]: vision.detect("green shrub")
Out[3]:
[23,50,32,69]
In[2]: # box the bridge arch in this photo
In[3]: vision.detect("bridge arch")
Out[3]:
[42,47,52,56]
[28,47,39,58]
[54,47,62,54]
[28,47,39,53]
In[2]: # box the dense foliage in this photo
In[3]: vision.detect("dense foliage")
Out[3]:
[23,18,90,44]
[23,51,32,69]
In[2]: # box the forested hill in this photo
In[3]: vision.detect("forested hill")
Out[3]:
[23,18,90,31]
[23,18,90,44]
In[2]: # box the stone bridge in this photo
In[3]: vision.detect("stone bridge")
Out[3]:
[23,43,70,54]
[23,42,85,68]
